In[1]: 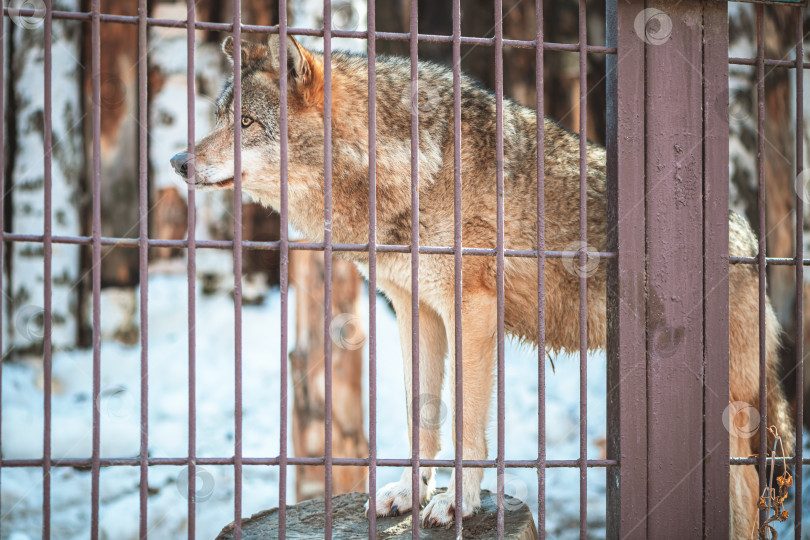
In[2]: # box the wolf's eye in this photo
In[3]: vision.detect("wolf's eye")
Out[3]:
[240,115,254,128]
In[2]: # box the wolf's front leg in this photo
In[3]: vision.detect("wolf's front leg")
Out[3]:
[422,294,496,527]
[364,295,447,517]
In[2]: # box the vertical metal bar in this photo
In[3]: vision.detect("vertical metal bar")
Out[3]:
[138,0,149,538]
[408,0,420,535]
[606,0,647,536]
[645,1,704,535]
[323,0,334,537]
[0,8,5,535]
[702,2,730,537]
[755,6,767,525]
[535,0,545,537]
[452,0,463,534]
[42,1,53,537]
[494,0,506,537]
[577,1,588,538]
[90,0,102,537]
[794,7,804,539]
[367,0,378,537]
[232,0,244,537]
[278,3,289,539]
[186,1,197,538]
[137,1,149,538]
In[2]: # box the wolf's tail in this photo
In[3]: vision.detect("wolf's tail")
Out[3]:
[765,306,794,458]
[728,211,795,459]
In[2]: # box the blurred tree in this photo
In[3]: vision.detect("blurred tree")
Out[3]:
[5,0,83,356]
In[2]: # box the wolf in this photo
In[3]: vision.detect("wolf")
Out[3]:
[171,33,793,534]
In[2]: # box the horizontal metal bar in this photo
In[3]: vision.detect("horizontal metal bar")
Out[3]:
[0,457,619,468]
[729,56,810,68]
[0,9,616,53]
[730,456,805,465]
[729,256,810,265]
[0,233,616,258]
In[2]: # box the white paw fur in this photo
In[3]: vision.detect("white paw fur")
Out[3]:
[364,469,435,517]
[421,484,480,528]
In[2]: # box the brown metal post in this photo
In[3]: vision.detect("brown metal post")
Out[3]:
[645,1,706,536]
[606,0,647,537]
[609,1,732,536]
[702,2,730,538]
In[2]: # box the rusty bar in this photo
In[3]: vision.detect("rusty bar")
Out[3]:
[0,456,619,468]
[232,0,244,536]
[323,0,334,536]
[731,256,810,265]
[794,7,804,539]
[90,0,102,537]
[409,0,420,535]
[645,1,705,535]
[577,1,588,537]
[605,0,647,537]
[535,0,546,537]
[0,5,5,535]
[138,1,149,537]
[452,0,463,534]
[730,56,810,68]
[755,5,767,525]
[185,0,198,537]
[732,456,806,465]
[279,2,289,538]
[494,0,506,536]
[367,0,378,536]
[0,232,616,259]
[702,2,730,537]
[42,1,53,537]
[2,9,624,53]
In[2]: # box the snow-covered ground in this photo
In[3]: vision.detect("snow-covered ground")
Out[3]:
[10,270,804,538]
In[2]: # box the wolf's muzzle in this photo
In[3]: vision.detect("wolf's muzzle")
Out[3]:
[170,152,189,178]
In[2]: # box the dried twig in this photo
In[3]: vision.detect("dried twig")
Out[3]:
[755,426,792,540]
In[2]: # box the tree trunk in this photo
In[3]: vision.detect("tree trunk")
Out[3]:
[5,0,82,356]
[289,249,369,501]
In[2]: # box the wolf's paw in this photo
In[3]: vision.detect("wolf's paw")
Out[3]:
[421,489,479,528]
[364,472,434,518]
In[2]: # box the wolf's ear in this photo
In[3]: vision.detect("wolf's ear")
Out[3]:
[222,36,269,69]
[268,34,315,85]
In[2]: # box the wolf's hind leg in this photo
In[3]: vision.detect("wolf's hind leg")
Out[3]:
[422,292,496,527]
[365,294,447,517]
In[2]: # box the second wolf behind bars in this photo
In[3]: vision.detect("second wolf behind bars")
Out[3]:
[170,34,793,535]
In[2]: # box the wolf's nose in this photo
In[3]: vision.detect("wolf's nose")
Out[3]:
[170,152,189,178]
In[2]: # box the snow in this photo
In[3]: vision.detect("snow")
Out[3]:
[8,269,806,538]
[1,270,608,538]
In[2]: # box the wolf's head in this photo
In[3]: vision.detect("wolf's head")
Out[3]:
[171,33,324,206]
